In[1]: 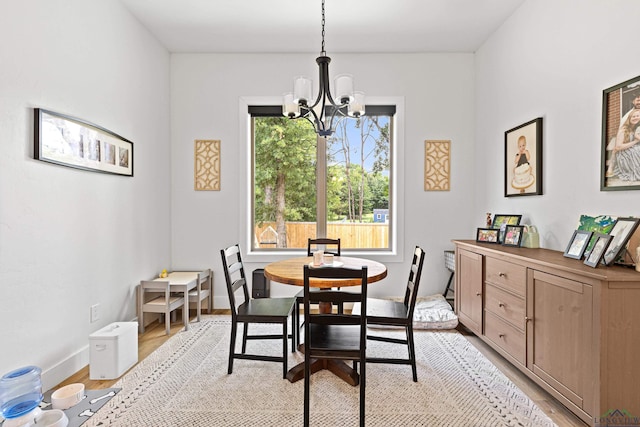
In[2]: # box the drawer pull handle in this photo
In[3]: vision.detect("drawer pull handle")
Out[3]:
[525,316,532,322]
[498,333,505,339]
[498,302,505,308]
[498,272,506,278]
[476,292,481,296]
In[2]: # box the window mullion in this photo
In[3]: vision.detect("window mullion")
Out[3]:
[317,135,327,238]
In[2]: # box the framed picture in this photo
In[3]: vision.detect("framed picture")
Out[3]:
[34,108,134,176]
[491,214,522,228]
[502,225,524,247]
[476,228,500,244]
[602,217,640,265]
[492,214,522,243]
[563,230,593,259]
[577,214,616,253]
[505,118,543,197]
[601,75,640,191]
[584,233,613,268]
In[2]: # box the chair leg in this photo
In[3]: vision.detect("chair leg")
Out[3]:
[295,301,301,347]
[282,321,288,379]
[407,325,417,382]
[242,323,248,354]
[291,311,296,352]
[304,352,310,427]
[360,357,366,427]
[228,321,237,374]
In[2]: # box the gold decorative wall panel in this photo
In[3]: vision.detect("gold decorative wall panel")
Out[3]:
[194,140,220,191]
[424,140,450,191]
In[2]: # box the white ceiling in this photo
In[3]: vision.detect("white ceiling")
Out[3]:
[119,0,525,54]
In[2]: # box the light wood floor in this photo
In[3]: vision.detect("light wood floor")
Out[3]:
[55,310,587,426]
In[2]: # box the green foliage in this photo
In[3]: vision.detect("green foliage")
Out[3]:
[254,117,316,223]
[254,114,390,226]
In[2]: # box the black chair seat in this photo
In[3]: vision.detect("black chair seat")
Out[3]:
[308,323,362,353]
[238,298,296,321]
[361,298,408,324]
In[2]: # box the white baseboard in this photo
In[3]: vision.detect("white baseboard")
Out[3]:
[41,316,139,392]
[41,346,89,392]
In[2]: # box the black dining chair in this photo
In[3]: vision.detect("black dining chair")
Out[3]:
[295,238,343,345]
[302,265,367,427]
[306,237,341,256]
[353,245,425,382]
[221,243,297,378]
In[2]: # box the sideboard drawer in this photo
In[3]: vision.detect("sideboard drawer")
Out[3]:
[485,284,525,331]
[484,311,525,365]
[485,257,526,296]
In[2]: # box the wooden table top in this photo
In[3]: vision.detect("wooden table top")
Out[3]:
[264,256,387,288]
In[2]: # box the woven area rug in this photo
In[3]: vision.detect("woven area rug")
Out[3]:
[85,315,556,426]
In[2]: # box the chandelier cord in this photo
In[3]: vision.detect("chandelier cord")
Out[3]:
[320,0,326,56]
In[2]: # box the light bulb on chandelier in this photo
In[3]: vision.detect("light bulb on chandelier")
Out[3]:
[282,0,365,137]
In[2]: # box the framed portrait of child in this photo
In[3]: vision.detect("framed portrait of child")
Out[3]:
[504,117,543,197]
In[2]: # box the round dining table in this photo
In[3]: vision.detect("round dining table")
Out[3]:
[264,255,387,288]
[264,255,387,386]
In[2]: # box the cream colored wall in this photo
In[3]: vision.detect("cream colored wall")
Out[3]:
[475,0,640,250]
[169,53,477,307]
[0,0,171,390]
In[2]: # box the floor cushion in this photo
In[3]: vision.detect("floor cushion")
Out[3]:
[368,294,458,330]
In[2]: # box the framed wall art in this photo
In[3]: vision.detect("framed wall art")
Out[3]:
[34,108,133,176]
[602,217,640,265]
[563,230,593,259]
[424,140,450,191]
[476,228,500,243]
[194,139,221,191]
[584,233,613,268]
[601,75,640,191]
[504,118,542,197]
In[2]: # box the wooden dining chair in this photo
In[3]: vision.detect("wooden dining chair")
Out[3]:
[303,264,368,427]
[296,238,343,344]
[221,244,296,379]
[186,268,212,320]
[138,280,186,335]
[353,245,425,382]
[306,237,341,256]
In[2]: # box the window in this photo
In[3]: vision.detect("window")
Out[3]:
[250,105,395,252]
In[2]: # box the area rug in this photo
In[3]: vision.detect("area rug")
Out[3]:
[84,316,556,426]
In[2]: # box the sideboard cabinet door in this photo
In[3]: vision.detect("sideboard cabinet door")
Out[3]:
[456,248,483,335]
[527,270,594,416]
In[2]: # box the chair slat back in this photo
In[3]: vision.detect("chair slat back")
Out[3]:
[303,265,368,336]
[403,246,425,319]
[221,243,250,317]
[307,238,341,256]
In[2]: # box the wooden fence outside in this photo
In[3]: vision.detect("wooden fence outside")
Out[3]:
[255,222,389,249]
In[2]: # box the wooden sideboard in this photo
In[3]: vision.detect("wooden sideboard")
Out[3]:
[453,240,640,426]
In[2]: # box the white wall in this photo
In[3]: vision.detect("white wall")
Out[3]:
[475,0,640,250]
[0,1,171,390]
[170,53,476,307]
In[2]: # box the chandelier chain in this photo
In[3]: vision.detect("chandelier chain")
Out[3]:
[321,0,326,55]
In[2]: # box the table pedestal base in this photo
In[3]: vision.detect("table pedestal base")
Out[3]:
[286,358,359,386]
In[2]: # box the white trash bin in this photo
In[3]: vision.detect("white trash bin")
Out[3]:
[89,322,138,380]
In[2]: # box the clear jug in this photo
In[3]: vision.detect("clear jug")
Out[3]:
[0,366,43,419]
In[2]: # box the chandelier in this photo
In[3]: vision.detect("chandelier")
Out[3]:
[282,0,365,137]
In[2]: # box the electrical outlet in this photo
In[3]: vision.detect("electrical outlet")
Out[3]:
[90,304,100,323]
